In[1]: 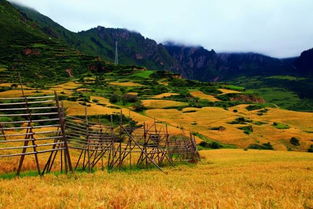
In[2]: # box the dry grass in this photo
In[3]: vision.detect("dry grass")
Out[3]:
[189,91,220,102]
[151,93,179,99]
[0,81,80,98]
[0,149,313,209]
[219,88,241,94]
[142,100,187,109]
[145,105,313,150]
[1,82,313,151]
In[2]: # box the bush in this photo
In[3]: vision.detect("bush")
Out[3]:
[109,94,120,103]
[199,141,223,149]
[239,126,253,135]
[229,117,252,124]
[290,137,300,146]
[273,122,289,129]
[133,101,146,112]
[257,108,269,116]
[122,94,138,104]
[247,142,273,150]
[209,126,226,131]
[308,145,313,153]
[246,104,264,111]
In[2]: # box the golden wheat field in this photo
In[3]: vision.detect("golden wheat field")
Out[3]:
[0,149,312,209]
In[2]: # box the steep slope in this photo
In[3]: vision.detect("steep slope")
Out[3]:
[296,48,313,75]
[0,0,107,86]
[12,3,177,71]
[165,42,294,81]
[76,27,177,70]
[12,2,80,46]
[11,2,298,81]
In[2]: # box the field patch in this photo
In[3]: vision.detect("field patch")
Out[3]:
[152,93,179,99]
[190,91,220,102]
[219,88,241,94]
[109,82,143,87]
[142,100,187,109]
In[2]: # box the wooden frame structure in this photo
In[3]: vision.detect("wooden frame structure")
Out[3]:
[0,89,199,176]
[65,110,199,172]
[0,91,72,175]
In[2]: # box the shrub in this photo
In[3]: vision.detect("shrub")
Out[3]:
[109,94,120,103]
[209,126,226,131]
[238,126,253,135]
[199,141,223,149]
[122,94,138,103]
[290,137,300,146]
[253,121,267,126]
[247,142,273,150]
[257,108,269,116]
[133,101,146,112]
[273,122,289,129]
[246,104,264,111]
[229,117,252,124]
[308,145,313,153]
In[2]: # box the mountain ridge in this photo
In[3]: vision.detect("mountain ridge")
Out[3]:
[11,1,313,82]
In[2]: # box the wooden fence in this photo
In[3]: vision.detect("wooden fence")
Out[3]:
[0,92,72,175]
[0,91,199,176]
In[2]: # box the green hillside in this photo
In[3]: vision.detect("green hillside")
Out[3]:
[231,75,313,112]
[0,0,107,87]
[2,0,313,112]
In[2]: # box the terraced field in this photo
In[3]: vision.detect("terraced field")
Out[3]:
[1,67,313,152]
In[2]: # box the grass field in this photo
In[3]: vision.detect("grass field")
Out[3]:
[142,100,187,109]
[230,76,313,112]
[0,149,312,209]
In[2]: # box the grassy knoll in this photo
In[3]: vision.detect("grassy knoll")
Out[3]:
[0,149,312,209]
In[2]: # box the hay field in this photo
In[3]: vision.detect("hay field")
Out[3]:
[219,88,241,94]
[151,93,179,99]
[190,91,220,102]
[0,149,313,209]
[145,105,313,150]
[142,100,187,109]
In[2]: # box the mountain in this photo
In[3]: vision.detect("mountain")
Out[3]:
[164,43,294,81]
[3,1,313,85]
[10,2,304,82]
[13,3,178,71]
[296,48,313,75]
[0,0,108,86]
[76,26,177,70]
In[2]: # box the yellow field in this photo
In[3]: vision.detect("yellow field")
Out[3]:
[145,105,313,150]
[0,149,312,209]
[142,100,187,109]
[190,90,220,102]
[109,82,143,87]
[219,88,241,94]
[151,92,179,99]
[0,81,80,98]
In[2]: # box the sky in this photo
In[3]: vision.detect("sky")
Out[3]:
[10,0,313,58]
